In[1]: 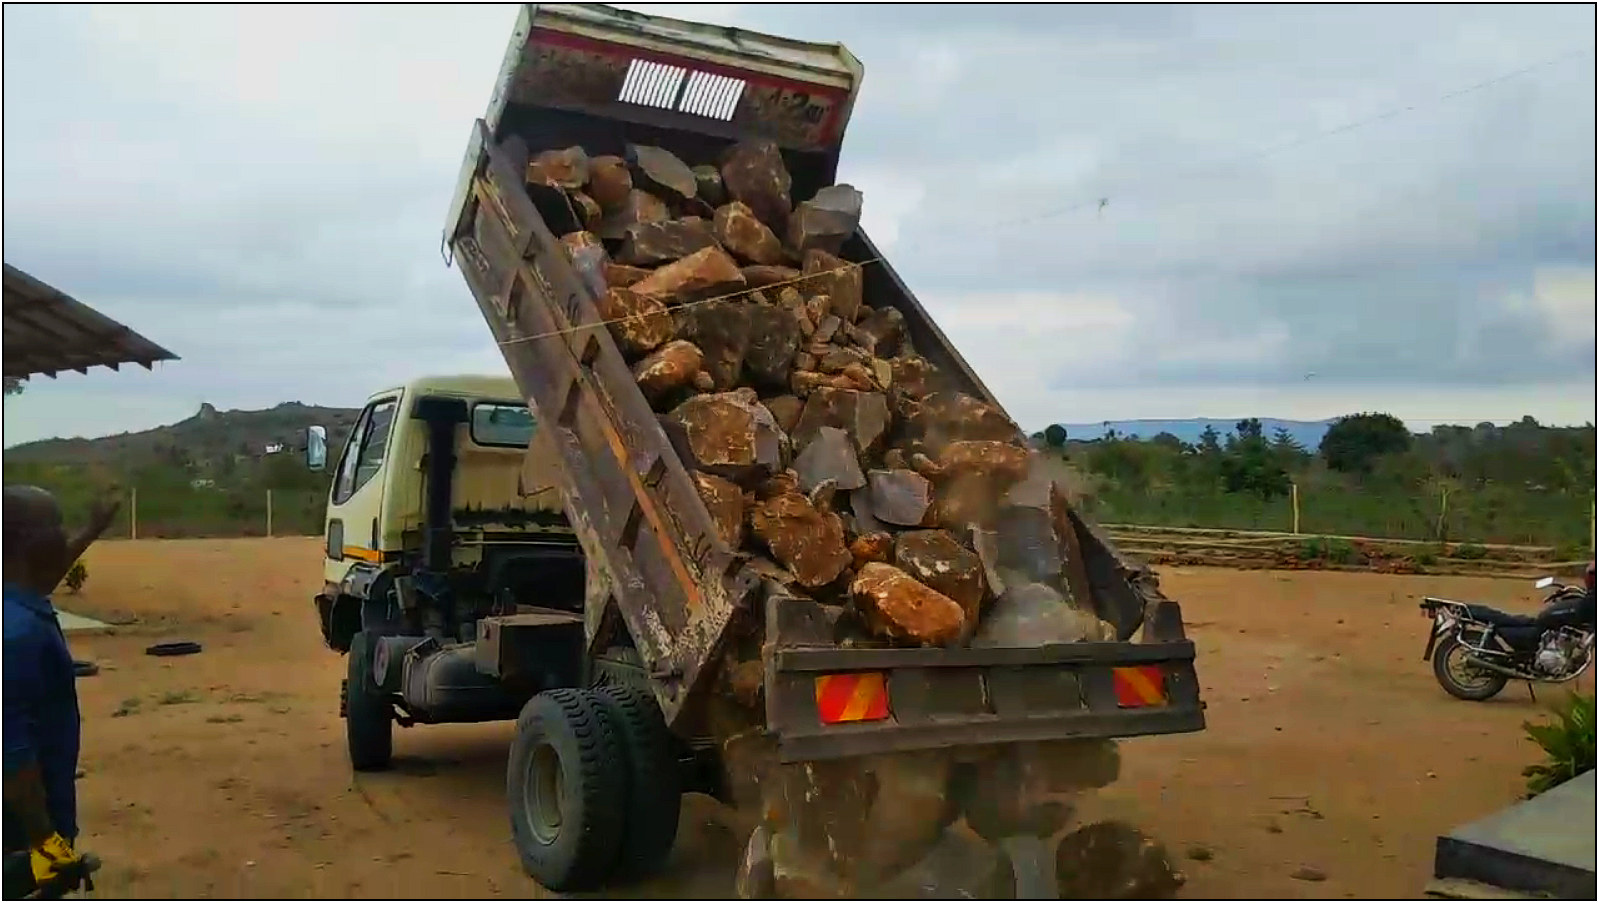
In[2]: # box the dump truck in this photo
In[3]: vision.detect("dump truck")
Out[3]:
[313,2,1205,896]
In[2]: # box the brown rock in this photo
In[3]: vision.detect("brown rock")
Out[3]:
[857,751,955,880]
[597,189,670,240]
[596,287,674,356]
[743,303,803,388]
[893,530,987,623]
[793,426,866,494]
[604,262,652,288]
[762,395,804,435]
[617,216,719,266]
[818,346,869,373]
[849,532,893,569]
[742,265,802,290]
[714,201,787,266]
[633,339,703,404]
[631,246,746,305]
[788,184,863,255]
[626,144,698,201]
[792,370,875,395]
[802,250,864,322]
[692,371,716,392]
[851,563,966,646]
[586,154,633,211]
[813,313,843,344]
[938,440,1034,492]
[693,471,746,549]
[791,388,891,454]
[666,391,786,483]
[693,164,727,207]
[559,231,609,298]
[727,657,765,709]
[675,300,752,389]
[889,354,940,399]
[568,191,602,231]
[526,146,588,188]
[927,472,998,532]
[750,488,852,588]
[868,469,933,527]
[855,306,906,357]
[902,392,1023,456]
[1054,822,1185,900]
[721,139,793,232]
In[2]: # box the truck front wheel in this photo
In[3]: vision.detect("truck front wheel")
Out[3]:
[507,688,628,892]
[345,630,393,771]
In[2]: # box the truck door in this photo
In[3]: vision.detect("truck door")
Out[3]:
[322,394,400,584]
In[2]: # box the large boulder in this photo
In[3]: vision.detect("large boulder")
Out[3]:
[631,246,747,305]
[666,390,787,484]
[721,139,793,233]
[851,563,966,646]
[715,201,788,266]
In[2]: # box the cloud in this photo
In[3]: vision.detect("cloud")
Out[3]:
[3,3,1593,446]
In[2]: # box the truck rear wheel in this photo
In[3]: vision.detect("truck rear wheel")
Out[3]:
[507,688,627,892]
[596,684,682,881]
[345,630,393,771]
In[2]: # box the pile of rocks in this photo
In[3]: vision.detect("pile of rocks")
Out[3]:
[528,139,1166,898]
[531,138,1116,654]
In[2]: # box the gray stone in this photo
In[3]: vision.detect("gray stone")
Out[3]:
[788,184,863,256]
[867,469,932,527]
[794,426,866,494]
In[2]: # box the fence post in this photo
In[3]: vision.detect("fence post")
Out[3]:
[1290,482,1300,535]
[266,489,273,538]
[129,487,138,540]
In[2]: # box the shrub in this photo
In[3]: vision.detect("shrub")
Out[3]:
[1453,543,1488,560]
[1522,692,1595,798]
[63,560,88,594]
[1324,538,1357,565]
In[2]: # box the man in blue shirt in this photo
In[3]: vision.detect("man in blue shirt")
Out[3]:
[3,485,118,899]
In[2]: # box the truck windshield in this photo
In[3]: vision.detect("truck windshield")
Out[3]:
[471,402,536,448]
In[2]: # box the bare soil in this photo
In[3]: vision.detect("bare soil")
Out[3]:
[58,538,1589,899]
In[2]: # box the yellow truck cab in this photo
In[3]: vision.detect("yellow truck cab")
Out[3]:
[310,375,588,769]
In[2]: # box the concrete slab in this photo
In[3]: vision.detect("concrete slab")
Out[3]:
[1434,769,1596,899]
[56,610,111,633]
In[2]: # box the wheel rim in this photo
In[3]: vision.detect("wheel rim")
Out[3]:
[1444,644,1499,691]
[524,743,564,845]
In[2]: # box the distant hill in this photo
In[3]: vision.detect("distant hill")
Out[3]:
[5,401,361,468]
[1053,418,1335,447]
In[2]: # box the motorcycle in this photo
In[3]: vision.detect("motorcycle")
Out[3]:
[1419,573,1595,701]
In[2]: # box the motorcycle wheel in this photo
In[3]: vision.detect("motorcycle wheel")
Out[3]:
[1432,636,1509,701]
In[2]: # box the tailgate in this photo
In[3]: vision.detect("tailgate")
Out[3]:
[764,640,1204,763]
[758,560,1205,763]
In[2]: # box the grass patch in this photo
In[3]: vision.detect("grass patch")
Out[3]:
[205,713,244,725]
[156,690,200,706]
[111,698,141,718]
[1453,543,1488,560]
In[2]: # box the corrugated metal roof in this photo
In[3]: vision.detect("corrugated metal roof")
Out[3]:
[2,263,179,380]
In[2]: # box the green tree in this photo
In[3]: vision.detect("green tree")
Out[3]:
[1320,412,1412,474]
[1043,424,1068,447]
[2,377,23,396]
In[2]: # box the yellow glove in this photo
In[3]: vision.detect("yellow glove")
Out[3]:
[29,833,79,886]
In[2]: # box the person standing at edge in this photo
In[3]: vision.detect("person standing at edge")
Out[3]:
[3,485,119,899]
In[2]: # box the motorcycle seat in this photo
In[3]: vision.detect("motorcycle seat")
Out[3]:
[1460,604,1537,629]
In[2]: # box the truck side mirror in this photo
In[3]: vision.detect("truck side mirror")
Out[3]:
[306,425,328,471]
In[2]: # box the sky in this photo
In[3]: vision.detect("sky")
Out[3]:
[3,3,1595,446]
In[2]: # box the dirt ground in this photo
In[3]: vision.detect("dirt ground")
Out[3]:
[57,537,1589,899]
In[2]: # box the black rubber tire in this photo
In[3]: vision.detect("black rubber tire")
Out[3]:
[594,683,682,882]
[506,688,628,893]
[145,641,202,657]
[72,660,100,678]
[345,631,393,771]
[1432,635,1509,701]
